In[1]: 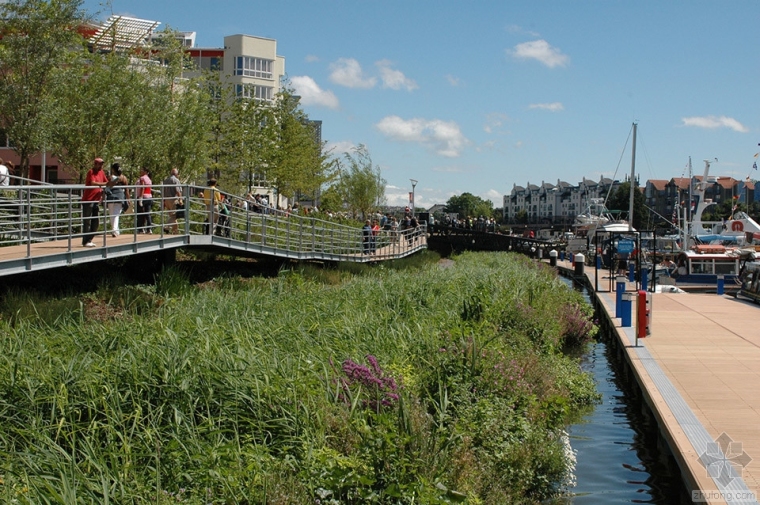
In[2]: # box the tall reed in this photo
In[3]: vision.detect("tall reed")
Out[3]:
[0,251,597,503]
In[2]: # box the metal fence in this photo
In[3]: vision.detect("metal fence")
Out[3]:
[0,176,427,264]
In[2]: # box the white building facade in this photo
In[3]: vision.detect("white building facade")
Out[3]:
[504,177,622,225]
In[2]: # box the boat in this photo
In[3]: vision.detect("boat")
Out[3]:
[574,198,612,228]
[665,245,757,292]
[687,159,760,245]
[734,260,760,304]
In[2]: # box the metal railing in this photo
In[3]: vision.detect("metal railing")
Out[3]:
[0,175,426,265]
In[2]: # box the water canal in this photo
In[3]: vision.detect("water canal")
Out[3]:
[562,278,692,504]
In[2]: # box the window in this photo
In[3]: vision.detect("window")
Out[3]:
[234,56,274,79]
[715,261,738,275]
[691,261,712,274]
[235,84,274,101]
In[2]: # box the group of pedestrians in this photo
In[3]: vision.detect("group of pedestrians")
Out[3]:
[362,213,420,254]
[81,157,184,247]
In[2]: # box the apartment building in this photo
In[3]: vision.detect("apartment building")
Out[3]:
[504,174,758,226]
[187,34,286,103]
[504,176,622,225]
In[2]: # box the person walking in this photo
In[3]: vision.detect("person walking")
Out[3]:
[105,163,128,236]
[0,158,10,187]
[371,219,380,254]
[202,178,223,235]
[135,167,153,233]
[162,168,182,233]
[362,219,372,254]
[81,157,113,247]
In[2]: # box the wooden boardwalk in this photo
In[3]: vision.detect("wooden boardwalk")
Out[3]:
[559,258,760,505]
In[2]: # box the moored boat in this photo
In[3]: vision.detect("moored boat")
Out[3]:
[734,260,760,304]
[667,246,756,292]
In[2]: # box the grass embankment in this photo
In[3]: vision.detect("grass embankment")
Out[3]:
[0,251,598,504]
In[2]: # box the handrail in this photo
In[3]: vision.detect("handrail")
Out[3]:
[0,181,427,269]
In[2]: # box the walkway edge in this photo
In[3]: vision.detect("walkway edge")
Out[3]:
[560,261,759,505]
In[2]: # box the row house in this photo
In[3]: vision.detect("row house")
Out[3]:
[503,176,622,225]
[645,175,757,224]
[504,173,757,227]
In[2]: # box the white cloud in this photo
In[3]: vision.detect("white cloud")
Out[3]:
[484,189,503,206]
[376,116,469,158]
[510,39,569,68]
[304,54,319,63]
[376,59,418,91]
[483,112,509,134]
[446,74,462,87]
[290,76,339,109]
[329,58,376,88]
[325,140,356,155]
[506,24,541,37]
[681,115,748,133]
[529,102,564,112]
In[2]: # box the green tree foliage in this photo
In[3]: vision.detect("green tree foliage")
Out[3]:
[606,180,649,230]
[199,70,238,181]
[225,91,276,193]
[269,87,333,203]
[318,184,344,214]
[445,192,494,219]
[0,0,87,179]
[0,5,332,200]
[335,145,386,220]
[48,29,210,182]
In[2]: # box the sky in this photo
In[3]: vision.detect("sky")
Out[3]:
[81,0,760,209]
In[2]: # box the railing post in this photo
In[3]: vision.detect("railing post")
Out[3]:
[300,216,303,253]
[25,187,31,257]
[262,213,267,246]
[311,218,316,253]
[68,190,73,251]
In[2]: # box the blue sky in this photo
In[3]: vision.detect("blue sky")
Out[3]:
[83,0,760,209]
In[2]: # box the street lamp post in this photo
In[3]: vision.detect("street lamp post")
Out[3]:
[410,179,417,218]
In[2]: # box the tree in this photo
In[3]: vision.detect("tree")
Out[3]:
[0,0,87,179]
[49,51,146,180]
[48,28,210,182]
[223,88,278,194]
[445,192,493,220]
[606,180,649,231]
[335,145,385,220]
[318,184,344,214]
[269,87,333,204]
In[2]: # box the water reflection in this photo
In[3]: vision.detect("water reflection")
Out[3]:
[562,278,689,504]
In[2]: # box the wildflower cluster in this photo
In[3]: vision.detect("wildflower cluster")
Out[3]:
[339,355,400,412]
[558,303,597,347]
[477,350,533,399]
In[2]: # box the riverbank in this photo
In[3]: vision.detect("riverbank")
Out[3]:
[0,252,598,503]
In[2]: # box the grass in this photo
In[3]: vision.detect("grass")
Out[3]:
[0,251,598,504]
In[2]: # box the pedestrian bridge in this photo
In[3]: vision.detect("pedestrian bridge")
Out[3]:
[0,177,427,278]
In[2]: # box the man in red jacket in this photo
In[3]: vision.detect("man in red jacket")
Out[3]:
[81,157,113,247]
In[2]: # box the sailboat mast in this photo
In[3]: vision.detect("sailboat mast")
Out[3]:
[628,122,637,232]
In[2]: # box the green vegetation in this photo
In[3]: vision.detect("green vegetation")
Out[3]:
[444,192,495,221]
[0,252,598,503]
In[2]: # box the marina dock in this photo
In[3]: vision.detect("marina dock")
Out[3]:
[559,258,760,504]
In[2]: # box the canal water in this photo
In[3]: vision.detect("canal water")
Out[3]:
[563,278,691,504]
